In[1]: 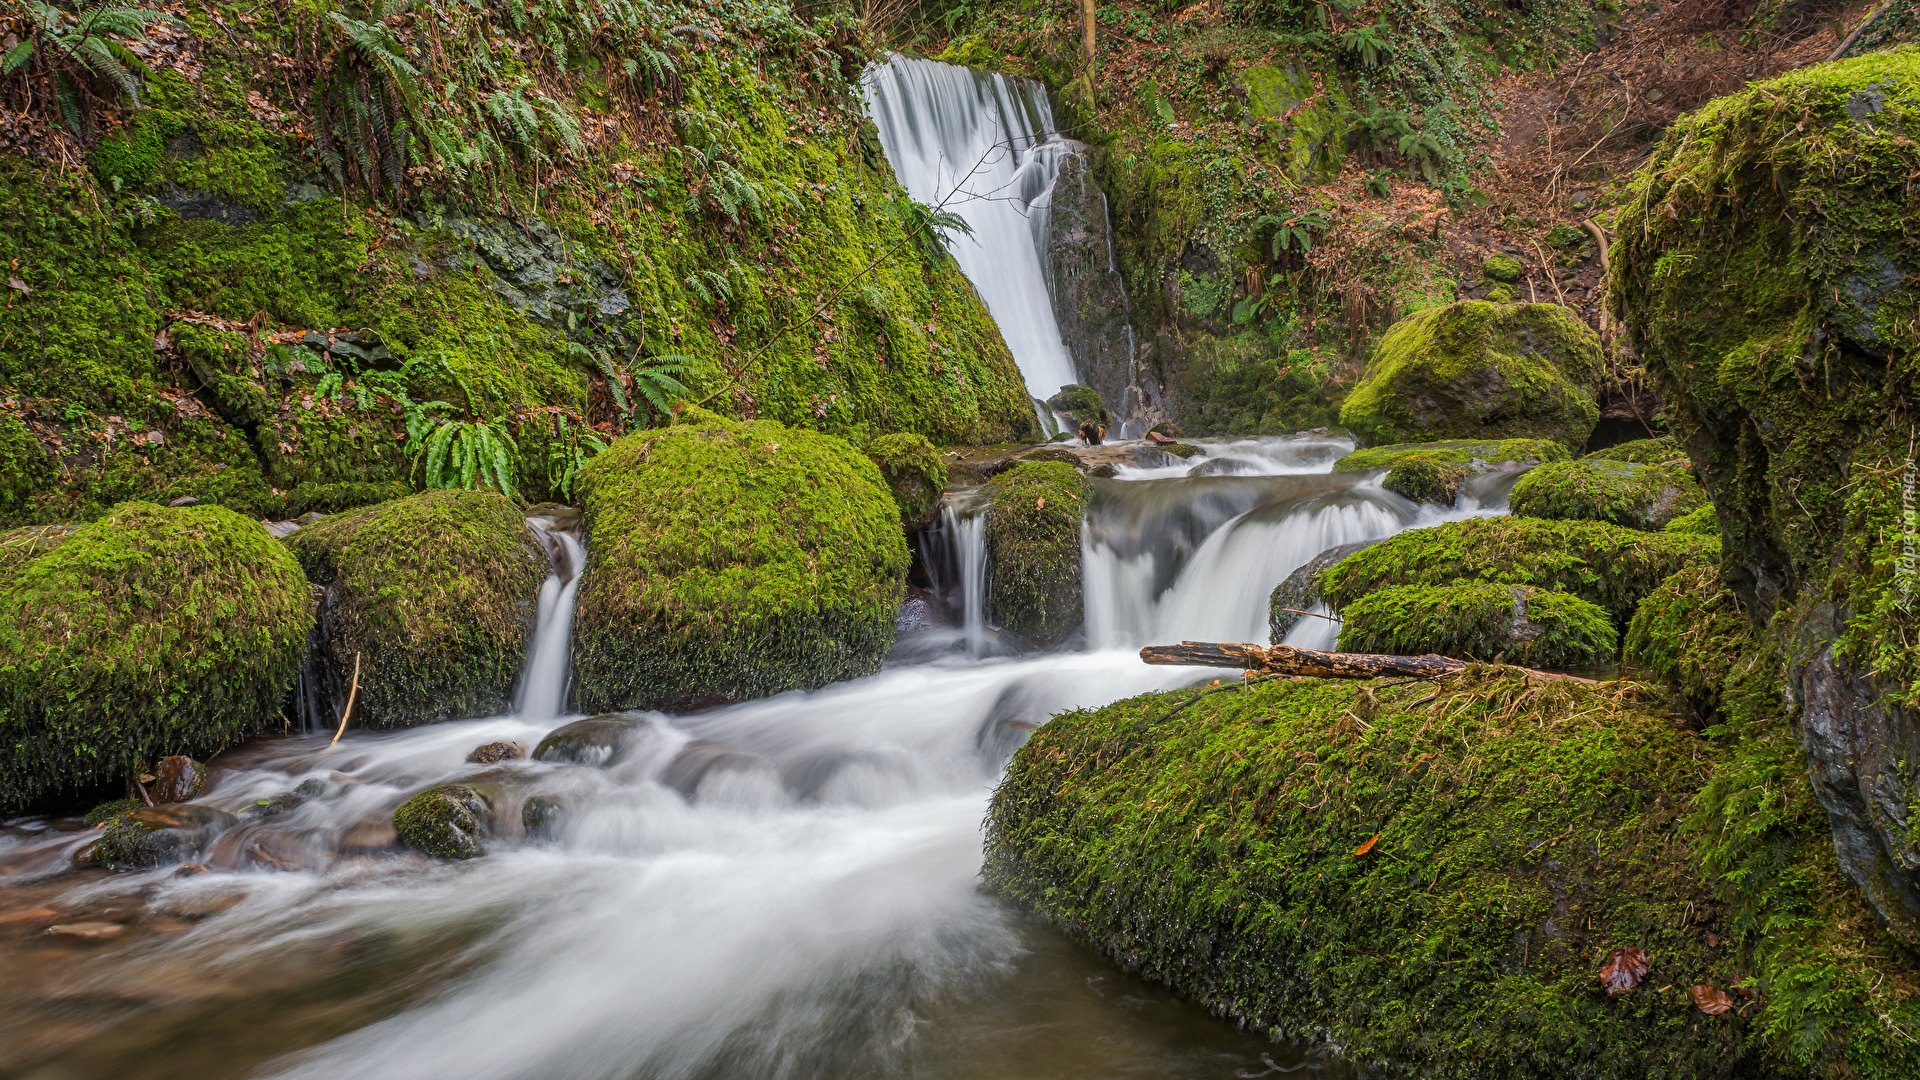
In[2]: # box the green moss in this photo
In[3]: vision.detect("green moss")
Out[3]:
[1510,458,1709,531]
[0,523,74,584]
[987,671,1760,1078]
[92,111,184,193]
[572,412,908,712]
[865,432,947,529]
[1321,516,1717,627]
[0,412,56,514]
[82,798,140,826]
[393,785,490,860]
[1482,252,1524,283]
[1338,301,1605,449]
[985,460,1087,646]
[0,502,311,808]
[1334,438,1568,504]
[285,490,547,728]
[1663,504,1720,537]
[1624,566,1755,723]
[1586,437,1685,466]
[1179,343,1344,437]
[1338,582,1618,667]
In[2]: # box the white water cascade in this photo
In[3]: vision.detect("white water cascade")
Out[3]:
[514,516,587,722]
[863,55,1080,405]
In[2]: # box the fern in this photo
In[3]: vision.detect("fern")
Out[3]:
[884,196,974,263]
[545,415,607,502]
[416,416,517,495]
[4,0,180,127]
[631,355,691,416]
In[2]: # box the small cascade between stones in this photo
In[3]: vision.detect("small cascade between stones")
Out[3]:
[514,514,587,722]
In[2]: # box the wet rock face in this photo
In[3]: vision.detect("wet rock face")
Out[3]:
[149,756,208,804]
[393,785,492,860]
[1046,152,1162,434]
[1268,540,1381,642]
[95,804,240,868]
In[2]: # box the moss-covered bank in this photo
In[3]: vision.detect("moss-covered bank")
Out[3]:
[985,460,1088,646]
[987,671,1764,1078]
[0,501,309,808]
[285,489,547,728]
[572,410,907,712]
[1510,458,1708,532]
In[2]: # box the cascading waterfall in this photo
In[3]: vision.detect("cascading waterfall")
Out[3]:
[863,55,1080,406]
[514,515,587,722]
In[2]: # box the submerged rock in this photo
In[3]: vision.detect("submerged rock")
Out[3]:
[393,785,491,860]
[1338,301,1605,450]
[1337,582,1617,668]
[571,409,908,713]
[984,461,1087,647]
[1333,438,1567,505]
[1510,457,1708,532]
[95,803,241,868]
[284,489,548,729]
[520,795,564,839]
[0,502,311,810]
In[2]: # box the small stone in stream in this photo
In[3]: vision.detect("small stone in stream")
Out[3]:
[150,755,208,803]
[82,798,141,826]
[393,785,491,859]
[466,741,525,764]
[521,795,565,840]
[173,863,209,878]
[1146,430,1176,446]
[96,804,240,868]
[1148,421,1184,439]
[240,792,307,820]
[47,921,125,939]
[532,714,642,765]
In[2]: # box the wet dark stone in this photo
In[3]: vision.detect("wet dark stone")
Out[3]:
[532,714,645,766]
[661,743,778,799]
[150,755,208,804]
[466,741,526,765]
[521,795,565,839]
[393,785,491,860]
[1268,540,1384,642]
[96,804,240,868]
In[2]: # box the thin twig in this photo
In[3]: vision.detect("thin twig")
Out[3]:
[1277,606,1340,622]
[329,651,362,747]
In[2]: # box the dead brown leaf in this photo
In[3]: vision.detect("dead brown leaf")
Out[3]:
[1692,984,1734,1015]
[1352,833,1381,857]
[1599,947,1650,998]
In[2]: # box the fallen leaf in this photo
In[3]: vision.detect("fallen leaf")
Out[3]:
[6,276,28,294]
[1705,931,1719,947]
[1692,984,1734,1015]
[1599,947,1650,998]
[1353,833,1381,857]
[1036,497,1046,510]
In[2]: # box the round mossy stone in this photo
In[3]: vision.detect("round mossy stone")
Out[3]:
[1319,515,1716,629]
[393,785,491,860]
[0,502,311,810]
[1337,301,1604,450]
[1337,581,1618,668]
[866,432,947,530]
[1482,252,1525,283]
[572,410,908,713]
[94,803,239,867]
[985,460,1088,646]
[284,488,547,729]
[1334,438,1568,505]
[1510,458,1709,531]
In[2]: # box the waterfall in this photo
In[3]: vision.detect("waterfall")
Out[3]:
[863,55,1080,403]
[923,500,992,656]
[514,515,586,722]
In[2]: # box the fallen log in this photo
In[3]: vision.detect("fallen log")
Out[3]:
[1138,641,1602,684]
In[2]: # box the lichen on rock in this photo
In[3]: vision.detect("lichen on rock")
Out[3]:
[1509,457,1709,531]
[0,502,310,809]
[1338,582,1617,668]
[984,461,1088,647]
[1338,301,1605,450]
[285,489,547,729]
[571,410,907,713]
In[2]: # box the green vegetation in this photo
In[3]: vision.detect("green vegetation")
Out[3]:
[0,501,310,808]
[1587,437,1685,466]
[866,431,947,529]
[285,489,547,728]
[1321,516,1716,627]
[1334,437,1566,504]
[985,460,1087,646]
[572,409,907,713]
[1339,302,1605,449]
[1338,582,1617,668]
[1625,566,1754,724]
[1663,504,1719,536]
[1509,458,1708,532]
[393,785,491,860]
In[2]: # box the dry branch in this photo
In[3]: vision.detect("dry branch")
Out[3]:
[1138,641,1602,684]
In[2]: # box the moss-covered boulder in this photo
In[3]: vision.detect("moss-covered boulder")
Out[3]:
[1338,582,1617,668]
[1586,436,1685,466]
[986,671,1766,1079]
[1269,540,1381,642]
[1046,384,1111,431]
[985,461,1087,646]
[1626,566,1756,725]
[1333,438,1567,504]
[393,785,491,860]
[93,803,240,868]
[865,432,947,530]
[285,489,547,729]
[1509,458,1709,531]
[1611,49,1920,940]
[0,502,311,809]
[1321,516,1716,628]
[1338,301,1605,450]
[572,411,908,713]
[1482,252,1525,283]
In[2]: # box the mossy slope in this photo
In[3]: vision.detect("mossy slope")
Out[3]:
[0,501,310,808]
[572,410,907,712]
[285,489,547,728]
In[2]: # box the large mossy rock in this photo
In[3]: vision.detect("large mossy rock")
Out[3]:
[1320,516,1715,628]
[1339,301,1605,449]
[1333,437,1567,504]
[1509,457,1709,531]
[1337,582,1617,668]
[1612,49,1920,942]
[572,411,908,713]
[986,671,1764,1078]
[984,461,1087,646]
[0,502,311,808]
[286,489,547,728]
